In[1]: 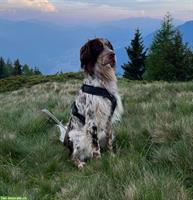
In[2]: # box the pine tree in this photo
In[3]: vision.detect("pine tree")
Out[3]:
[33,67,42,75]
[4,59,13,78]
[122,29,147,80]
[0,57,5,79]
[13,59,22,76]
[172,30,193,80]
[145,13,193,81]
[23,64,33,76]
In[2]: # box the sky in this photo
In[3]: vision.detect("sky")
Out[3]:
[0,0,192,23]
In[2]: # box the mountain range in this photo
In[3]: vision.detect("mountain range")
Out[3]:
[0,17,192,74]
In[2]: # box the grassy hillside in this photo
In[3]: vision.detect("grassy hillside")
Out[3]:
[1,76,193,199]
[0,73,83,93]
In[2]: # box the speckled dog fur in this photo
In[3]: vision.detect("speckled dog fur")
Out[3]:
[63,38,123,168]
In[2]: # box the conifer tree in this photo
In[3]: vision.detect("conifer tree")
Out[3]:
[34,67,42,75]
[23,64,33,76]
[122,29,147,80]
[0,57,42,78]
[0,57,5,79]
[145,13,193,81]
[4,59,13,77]
[13,59,22,75]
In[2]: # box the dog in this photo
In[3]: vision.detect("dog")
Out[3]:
[59,38,123,168]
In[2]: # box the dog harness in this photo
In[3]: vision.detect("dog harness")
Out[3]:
[72,84,117,125]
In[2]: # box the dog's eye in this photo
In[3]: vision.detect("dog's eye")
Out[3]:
[106,41,114,50]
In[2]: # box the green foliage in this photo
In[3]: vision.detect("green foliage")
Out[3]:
[0,57,42,79]
[33,67,42,75]
[13,59,22,76]
[4,59,14,77]
[22,64,33,76]
[1,79,193,199]
[145,13,193,81]
[0,57,5,79]
[122,29,147,80]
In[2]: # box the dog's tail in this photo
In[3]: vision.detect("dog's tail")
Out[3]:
[56,124,67,143]
[41,109,67,143]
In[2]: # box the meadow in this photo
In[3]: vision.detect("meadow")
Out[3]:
[0,74,193,199]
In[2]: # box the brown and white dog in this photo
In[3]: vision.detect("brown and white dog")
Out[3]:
[61,38,123,168]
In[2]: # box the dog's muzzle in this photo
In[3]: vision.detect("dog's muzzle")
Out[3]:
[103,52,116,67]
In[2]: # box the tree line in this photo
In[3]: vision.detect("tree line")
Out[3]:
[1,13,192,81]
[122,14,193,81]
[0,57,42,79]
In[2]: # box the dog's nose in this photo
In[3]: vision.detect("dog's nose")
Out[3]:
[108,52,115,59]
[109,52,115,56]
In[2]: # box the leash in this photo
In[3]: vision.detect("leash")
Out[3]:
[41,109,67,142]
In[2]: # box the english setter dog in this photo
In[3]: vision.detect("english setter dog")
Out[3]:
[43,38,123,169]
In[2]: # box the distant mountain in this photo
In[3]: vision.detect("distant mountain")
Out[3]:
[178,21,193,48]
[0,19,91,74]
[0,17,190,75]
[144,20,193,49]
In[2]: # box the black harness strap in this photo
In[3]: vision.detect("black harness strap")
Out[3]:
[71,84,117,125]
[81,84,117,115]
[71,102,85,125]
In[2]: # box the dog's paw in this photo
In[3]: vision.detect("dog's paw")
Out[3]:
[93,151,101,160]
[78,161,86,169]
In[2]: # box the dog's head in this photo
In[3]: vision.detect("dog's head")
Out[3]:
[80,38,116,81]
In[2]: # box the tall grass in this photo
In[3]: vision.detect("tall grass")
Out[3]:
[0,78,193,199]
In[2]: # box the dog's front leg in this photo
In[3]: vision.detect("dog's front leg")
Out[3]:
[85,120,101,159]
[71,149,86,169]
[85,106,101,159]
[72,158,86,169]
[84,95,101,159]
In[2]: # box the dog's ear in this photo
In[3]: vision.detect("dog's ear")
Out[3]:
[80,39,103,75]
[80,42,91,69]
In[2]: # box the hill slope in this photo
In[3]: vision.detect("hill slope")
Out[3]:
[1,77,193,199]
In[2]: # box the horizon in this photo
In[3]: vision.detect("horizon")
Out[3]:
[0,0,192,25]
[0,0,192,75]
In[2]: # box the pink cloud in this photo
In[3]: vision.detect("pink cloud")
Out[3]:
[6,0,57,12]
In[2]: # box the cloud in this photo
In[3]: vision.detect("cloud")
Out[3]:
[6,0,57,12]
[0,0,192,23]
[56,1,148,20]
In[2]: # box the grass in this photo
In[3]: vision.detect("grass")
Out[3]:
[1,76,193,199]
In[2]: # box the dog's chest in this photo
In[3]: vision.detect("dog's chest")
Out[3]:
[76,90,111,126]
